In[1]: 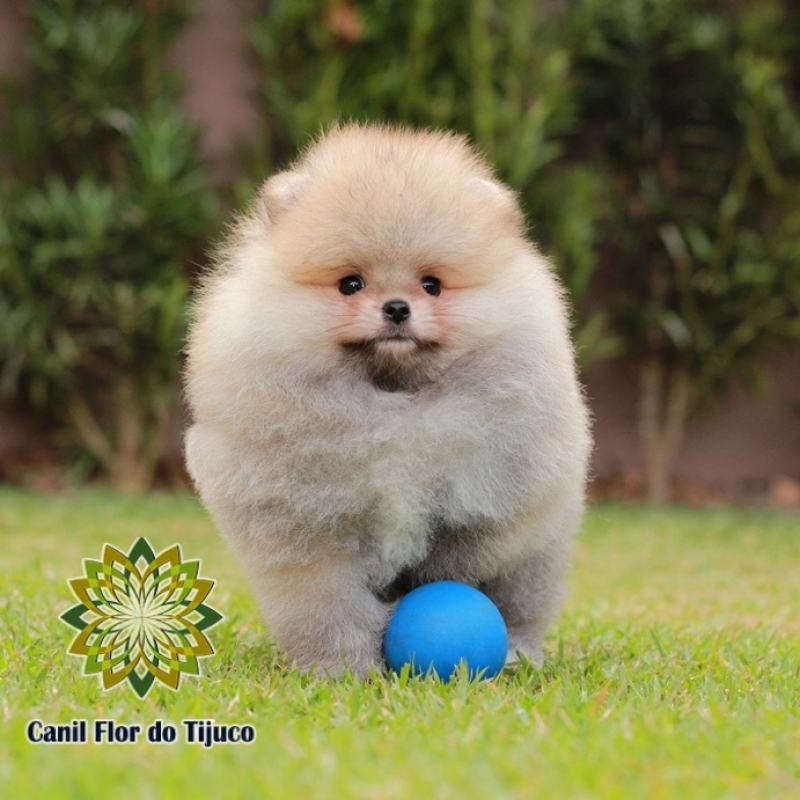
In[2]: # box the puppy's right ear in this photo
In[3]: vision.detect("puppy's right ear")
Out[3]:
[259,170,310,224]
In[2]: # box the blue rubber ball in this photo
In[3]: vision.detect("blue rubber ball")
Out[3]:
[384,581,508,681]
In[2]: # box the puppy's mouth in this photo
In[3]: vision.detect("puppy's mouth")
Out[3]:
[341,330,440,392]
[342,329,438,353]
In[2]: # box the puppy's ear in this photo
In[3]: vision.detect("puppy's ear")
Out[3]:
[259,170,310,224]
[469,177,525,230]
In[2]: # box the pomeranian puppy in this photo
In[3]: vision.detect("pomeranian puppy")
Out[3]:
[185,123,591,676]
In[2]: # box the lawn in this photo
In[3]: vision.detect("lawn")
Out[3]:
[0,488,798,798]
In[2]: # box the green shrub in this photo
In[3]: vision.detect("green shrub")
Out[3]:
[568,0,800,501]
[0,0,215,490]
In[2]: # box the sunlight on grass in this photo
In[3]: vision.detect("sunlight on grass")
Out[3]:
[0,488,798,798]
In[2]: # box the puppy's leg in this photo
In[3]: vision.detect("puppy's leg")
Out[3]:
[244,554,391,677]
[480,535,573,666]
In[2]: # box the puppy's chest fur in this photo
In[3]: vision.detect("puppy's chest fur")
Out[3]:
[309,396,534,575]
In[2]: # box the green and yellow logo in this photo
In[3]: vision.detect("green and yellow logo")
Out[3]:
[60,538,222,699]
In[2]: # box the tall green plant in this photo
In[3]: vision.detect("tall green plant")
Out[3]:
[241,0,618,365]
[0,0,215,490]
[570,0,800,502]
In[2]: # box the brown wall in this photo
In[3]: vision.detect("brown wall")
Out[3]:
[170,0,259,184]
[0,1,24,73]
[586,355,800,494]
[2,0,799,493]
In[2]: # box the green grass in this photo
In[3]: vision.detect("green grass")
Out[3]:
[1,488,798,798]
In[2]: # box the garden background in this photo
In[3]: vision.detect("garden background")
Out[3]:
[1,3,799,798]
[1,0,799,505]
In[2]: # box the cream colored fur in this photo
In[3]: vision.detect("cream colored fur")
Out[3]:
[184,124,592,676]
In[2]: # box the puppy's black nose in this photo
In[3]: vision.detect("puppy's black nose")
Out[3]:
[383,299,411,325]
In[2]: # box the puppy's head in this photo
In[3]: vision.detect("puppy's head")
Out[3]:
[245,124,532,391]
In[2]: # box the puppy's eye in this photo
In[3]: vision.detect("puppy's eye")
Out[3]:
[421,276,441,296]
[339,275,365,295]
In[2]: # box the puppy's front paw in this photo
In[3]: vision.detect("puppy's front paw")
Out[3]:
[295,632,386,679]
[505,630,544,667]
[272,590,391,679]
[308,654,385,680]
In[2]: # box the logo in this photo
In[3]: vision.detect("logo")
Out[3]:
[60,537,223,698]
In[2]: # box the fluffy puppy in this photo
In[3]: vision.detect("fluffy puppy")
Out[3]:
[184,123,591,676]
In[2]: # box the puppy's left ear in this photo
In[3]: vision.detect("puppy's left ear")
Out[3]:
[469,177,525,230]
[259,170,311,225]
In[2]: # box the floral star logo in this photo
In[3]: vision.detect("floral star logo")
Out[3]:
[60,537,223,698]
